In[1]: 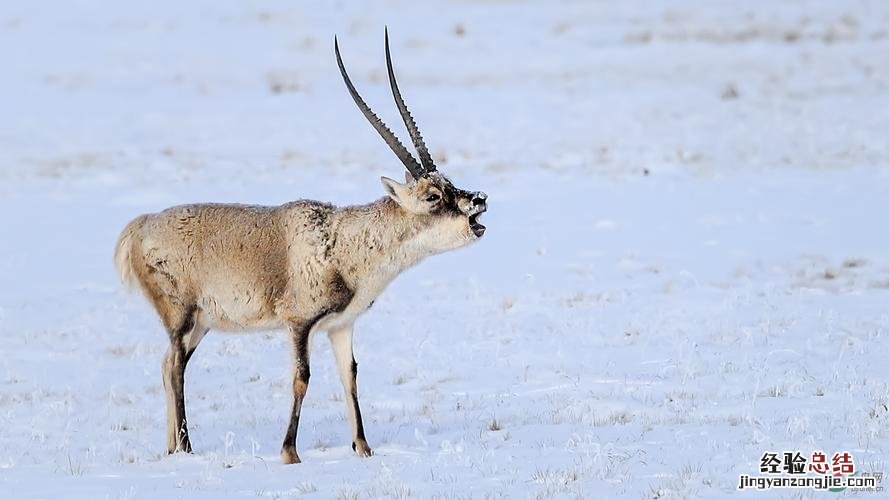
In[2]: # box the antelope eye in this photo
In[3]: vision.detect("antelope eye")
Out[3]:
[425,193,440,203]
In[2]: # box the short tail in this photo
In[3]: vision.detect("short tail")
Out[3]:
[114,214,149,291]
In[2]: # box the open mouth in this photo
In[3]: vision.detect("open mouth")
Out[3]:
[469,213,486,237]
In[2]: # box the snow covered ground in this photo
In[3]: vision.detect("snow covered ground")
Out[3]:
[2,0,889,498]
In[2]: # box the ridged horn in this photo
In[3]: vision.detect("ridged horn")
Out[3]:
[384,28,436,173]
[335,36,425,179]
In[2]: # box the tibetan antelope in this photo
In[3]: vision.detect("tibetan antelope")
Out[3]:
[113,31,487,464]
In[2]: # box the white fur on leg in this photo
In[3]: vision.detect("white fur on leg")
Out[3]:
[329,326,357,432]
[161,348,177,453]
[328,325,371,456]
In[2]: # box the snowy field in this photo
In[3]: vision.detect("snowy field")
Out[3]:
[2,0,889,498]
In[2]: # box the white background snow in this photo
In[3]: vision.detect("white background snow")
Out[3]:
[1,0,888,498]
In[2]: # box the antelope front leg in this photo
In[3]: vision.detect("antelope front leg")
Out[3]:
[329,325,372,457]
[281,321,312,464]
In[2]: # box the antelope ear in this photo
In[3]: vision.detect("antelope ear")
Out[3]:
[404,171,416,185]
[381,176,412,205]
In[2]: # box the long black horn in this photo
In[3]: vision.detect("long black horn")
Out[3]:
[335,36,425,179]
[384,28,436,174]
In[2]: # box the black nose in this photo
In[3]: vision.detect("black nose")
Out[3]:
[470,192,487,214]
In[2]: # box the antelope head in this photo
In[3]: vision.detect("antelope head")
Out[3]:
[335,30,488,250]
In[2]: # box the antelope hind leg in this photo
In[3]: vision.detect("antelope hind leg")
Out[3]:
[281,320,313,464]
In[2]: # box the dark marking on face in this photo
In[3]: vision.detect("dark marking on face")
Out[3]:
[421,174,467,217]
[417,172,487,238]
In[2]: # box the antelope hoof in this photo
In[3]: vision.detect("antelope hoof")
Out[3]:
[281,446,301,465]
[168,441,193,455]
[352,440,373,457]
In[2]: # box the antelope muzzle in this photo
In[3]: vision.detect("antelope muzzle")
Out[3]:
[469,191,487,237]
